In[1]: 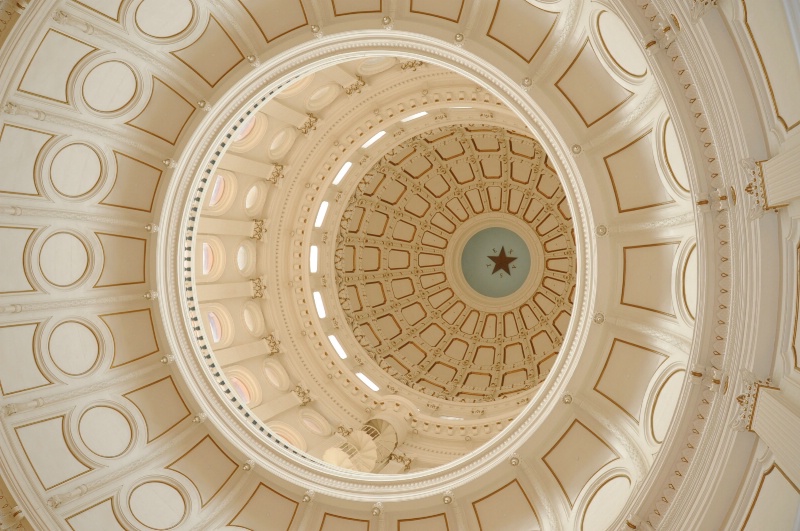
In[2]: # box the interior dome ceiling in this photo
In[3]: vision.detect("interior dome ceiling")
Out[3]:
[0,0,795,529]
[336,124,576,403]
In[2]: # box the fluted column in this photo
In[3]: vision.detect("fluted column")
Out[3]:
[762,140,800,209]
[751,387,800,486]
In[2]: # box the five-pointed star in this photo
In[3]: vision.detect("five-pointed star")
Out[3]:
[488,247,517,275]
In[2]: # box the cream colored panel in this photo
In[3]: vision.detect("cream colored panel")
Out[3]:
[18,30,96,103]
[331,0,381,15]
[543,420,619,505]
[604,131,674,213]
[129,481,187,530]
[81,61,138,114]
[48,320,100,376]
[594,339,667,422]
[0,323,51,395]
[166,436,237,507]
[650,370,684,443]
[742,1,800,130]
[15,417,91,490]
[742,465,800,530]
[556,41,633,127]
[135,0,196,39]
[0,125,53,196]
[126,77,195,145]
[682,244,698,319]
[50,143,105,199]
[472,479,539,530]
[78,406,133,458]
[581,476,632,531]
[71,0,124,21]
[66,498,126,531]
[595,11,647,78]
[319,514,370,531]
[487,0,557,63]
[397,513,449,531]
[621,243,679,317]
[663,117,690,193]
[0,227,35,294]
[39,232,91,288]
[94,233,146,288]
[228,483,298,530]
[238,0,307,42]
[123,377,190,442]
[99,308,159,367]
[172,16,244,87]
[99,152,162,212]
[410,0,464,22]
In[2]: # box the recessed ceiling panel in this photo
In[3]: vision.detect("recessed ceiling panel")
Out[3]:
[621,243,679,316]
[605,130,675,212]
[487,0,558,63]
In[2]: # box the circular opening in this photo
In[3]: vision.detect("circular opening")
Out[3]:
[230,377,252,404]
[202,242,214,275]
[207,312,223,343]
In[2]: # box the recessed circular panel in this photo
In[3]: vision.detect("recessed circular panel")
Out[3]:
[682,245,697,320]
[597,11,648,78]
[268,127,297,160]
[651,370,685,443]
[664,117,691,192]
[79,406,133,458]
[305,83,341,112]
[135,0,195,39]
[82,61,137,113]
[129,481,186,530]
[49,321,99,376]
[460,227,531,298]
[357,57,396,76]
[581,476,632,531]
[50,143,103,198]
[275,73,315,99]
[39,232,90,287]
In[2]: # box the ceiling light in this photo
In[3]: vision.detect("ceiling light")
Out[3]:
[313,291,326,318]
[361,131,385,148]
[327,335,348,359]
[332,161,352,185]
[314,201,329,227]
[309,245,318,273]
[401,111,427,122]
[356,372,380,391]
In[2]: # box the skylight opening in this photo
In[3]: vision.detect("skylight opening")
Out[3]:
[450,106,472,109]
[327,335,348,359]
[313,291,326,318]
[314,201,329,227]
[401,111,427,122]
[362,131,386,148]
[309,245,319,273]
[356,372,380,391]
[332,161,352,185]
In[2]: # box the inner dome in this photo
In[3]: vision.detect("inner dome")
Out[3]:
[191,56,577,474]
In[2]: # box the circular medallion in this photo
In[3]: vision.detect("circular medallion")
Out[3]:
[460,226,531,298]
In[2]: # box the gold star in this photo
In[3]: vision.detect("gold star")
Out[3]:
[487,247,517,275]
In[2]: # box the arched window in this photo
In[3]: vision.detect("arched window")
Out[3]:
[207,312,223,343]
[203,171,238,216]
[196,236,226,282]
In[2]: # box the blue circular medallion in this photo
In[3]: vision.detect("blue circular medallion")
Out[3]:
[460,227,531,298]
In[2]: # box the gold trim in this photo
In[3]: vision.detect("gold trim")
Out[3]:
[472,479,538,531]
[398,513,449,530]
[125,76,196,145]
[661,117,690,193]
[542,419,621,506]
[81,60,140,114]
[237,0,308,43]
[620,242,681,317]
[409,0,464,23]
[77,405,135,458]
[580,475,632,531]
[604,129,676,212]
[49,141,106,199]
[487,0,559,63]
[38,231,92,288]
[14,415,93,490]
[71,0,124,21]
[134,0,197,40]
[741,0,800,131]
[99,151,163,212]
[595,11,647,79]
[740,463,800,530]
[127,480,187,530]
[93,232,147,288]
[649,369,686,443]
[17,29,97,105]
[682,243,697,320]
[593,338,668,424]
[171,15,246,88]
[0,225,37,294]
[555,40,634,128]
[122,376,191,443]
[0,321,53,396]
[66,497,125,530]
[331,0,382,16]
[166,435,238,507]
[99,308,159,368]
[228,483,299,529]
[0,124,56,197]
[48,319,101,376]
[320,513,371,530]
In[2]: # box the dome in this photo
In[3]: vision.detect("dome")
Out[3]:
[0,1,799,530]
